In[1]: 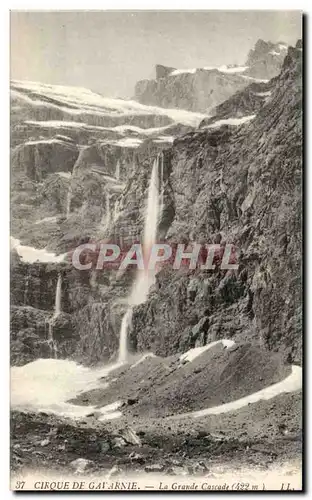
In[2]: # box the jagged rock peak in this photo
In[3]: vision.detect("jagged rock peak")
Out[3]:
[155,64,177,79]
[296,39,302,49]
[246,39,288,64]
[281,40,302,71]
[242,39,289,80]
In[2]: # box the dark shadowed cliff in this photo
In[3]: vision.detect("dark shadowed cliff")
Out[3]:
[129,43,302,364]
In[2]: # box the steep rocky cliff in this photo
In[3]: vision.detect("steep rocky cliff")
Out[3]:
[11,80,199,251]
[10,42,302,368]
[244,39,289,79]
[134,40,288,112]
[128,43,302,364]
[199,80,273,127]
[10,80,203,365]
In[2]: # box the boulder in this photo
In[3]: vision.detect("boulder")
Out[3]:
[69,458,94,474]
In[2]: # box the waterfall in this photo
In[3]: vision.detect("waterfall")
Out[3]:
[118,155,162,362]
[24,270,30,305]
[90,269,97,290]
[66,186,72,219]
[106,193,111,229]
[160,152,164,213]
[118,308,133,363]
[48,274,62,358]
[113,199,120,222]
[101,192,111,232]
[66,147,86,219]
[115,159,120,181]
[54,274,62,317]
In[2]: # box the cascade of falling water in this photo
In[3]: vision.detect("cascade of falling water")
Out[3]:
[101,192,111,232]
[54,274,62,317]
[118,308,133,364]
[113,199,120,222]
[115,159,121,181]
[106,193,111,229]
[24,270,30,306]
[48,274,62,358]
[160,152,164,214]
[66,147,86,219]
[90,269,97,290]
[66,185,72,219]
[118,155,162,363]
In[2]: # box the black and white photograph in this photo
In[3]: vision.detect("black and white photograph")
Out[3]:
[9,9,303,491]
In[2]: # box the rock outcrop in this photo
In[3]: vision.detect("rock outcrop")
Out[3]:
[134,40,288,112]
[11,138,79,181]
[244,39,289,80]
[199,80,273,128]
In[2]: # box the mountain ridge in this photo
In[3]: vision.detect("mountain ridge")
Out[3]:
[134,39,289,112]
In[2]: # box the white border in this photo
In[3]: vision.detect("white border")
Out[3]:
[2,2,310,9]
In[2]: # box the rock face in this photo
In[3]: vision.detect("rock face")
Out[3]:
[155,64,177,79]
[10,41,302,368]
[12,138,79,181]
[244,40,289,80]
[10,254,81,364]
[199,80,273,128]
[134,40,288,112]
[129,43,302,364]
[10,80,196,252]
[135,69,250,113]
[10,78,200,365]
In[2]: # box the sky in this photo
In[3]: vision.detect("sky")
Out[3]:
[10,11,302,98]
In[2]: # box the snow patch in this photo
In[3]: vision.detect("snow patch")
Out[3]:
[130,353,156,369]
[191,365,302,417]
[25,119,108,131]
[253,91,272,97]
[114,137,143,148]
[25,119,172,136]
[56,171,72,179]
[11,358,124,419]
[217,65,249,74]
[110,124,172,136]
[170,68,197,76]
[10,236,65,263]
[240,75,269,83]
[98,402,123,422]
[99,401,122,413]
[170,65,248,76]
[35,216,58,225]
[98,411,122,422]
[180,339,235,363]
[163,109,205,127]
[268,44,288,56]
[203,115,256,129]
[12,80,207,127]
[24,138,71,146]
[153,135,175,144]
